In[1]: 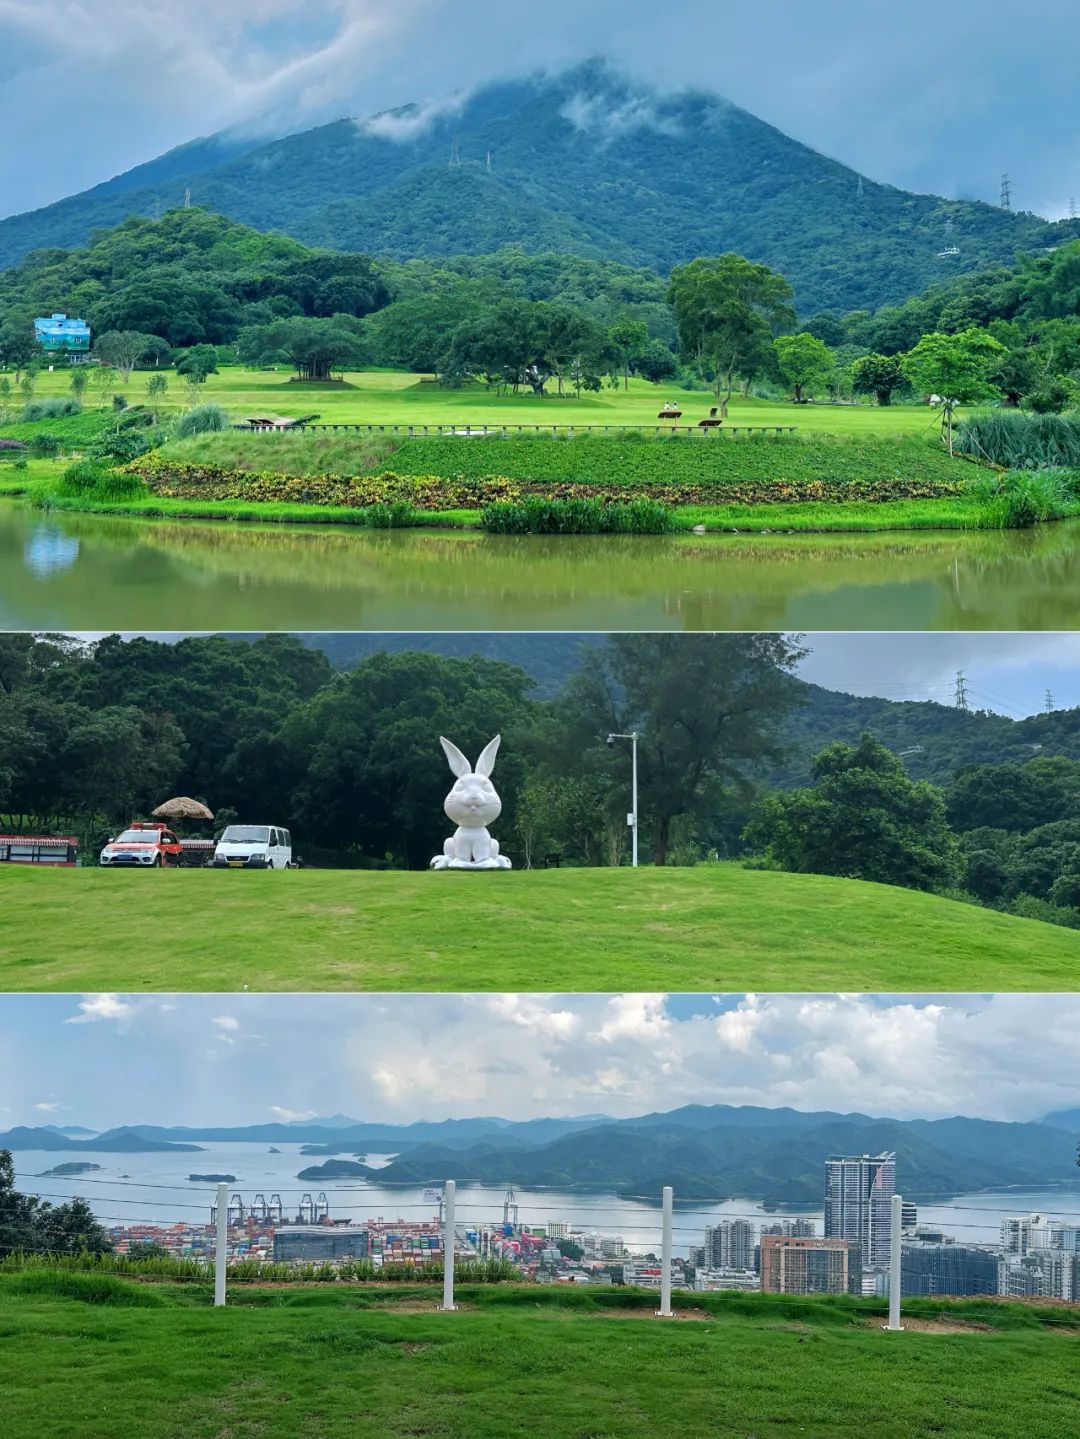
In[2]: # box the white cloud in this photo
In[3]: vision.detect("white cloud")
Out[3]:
[33,1101,60,1113]
[356,91,470,142]
[487,994,581,1040]
[7,992,1080,1130]
[64,994,134,1026]
[590,993,670,1044]
[211,1016,240,1031]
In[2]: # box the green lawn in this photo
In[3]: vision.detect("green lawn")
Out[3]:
[7,364,956,435]
[3,1277,1077,1439]
[2,867,1076,992]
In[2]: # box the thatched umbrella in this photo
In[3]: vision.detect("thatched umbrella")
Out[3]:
[152,797,214,821]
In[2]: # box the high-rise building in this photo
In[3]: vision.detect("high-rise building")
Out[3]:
[901,1242,999,1298]
[704,1219,755,1271]
[761,1219,817,1238]
[760,1235,862,1296]
[1000,1213,1053,1256]
[824,1153,895,1270]
[999,1250,1080,1300]
[1050,1224,1080,1254]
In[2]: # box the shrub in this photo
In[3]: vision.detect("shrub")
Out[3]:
[970,469,1078,528]
[58,458,146,501]
[20,397,82,421]
[956,412,1080,468]
[90,428,161,463]
[28,432,62,457]
[175,404,229,438]
[481,496,677,534]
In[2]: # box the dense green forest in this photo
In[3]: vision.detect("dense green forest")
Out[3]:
[5,632,1080,932]
[7,202,1080,421]
[1,66,1074,316]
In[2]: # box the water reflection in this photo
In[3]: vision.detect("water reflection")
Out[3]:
[22,522,80,578]
[2,500,1080,631]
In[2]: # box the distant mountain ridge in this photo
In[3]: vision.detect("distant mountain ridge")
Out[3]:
[294,634,1080,785]
[4,1104,1076,1204]
[2,61,1074,313]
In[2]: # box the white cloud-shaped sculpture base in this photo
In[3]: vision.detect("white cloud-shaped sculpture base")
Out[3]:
[430,855,512,871]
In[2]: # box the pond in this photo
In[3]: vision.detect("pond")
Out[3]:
[3,500,1080,631]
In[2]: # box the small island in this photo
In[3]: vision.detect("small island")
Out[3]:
[268,1147,281,1154]
[296,1160,368,1180]
[37,1162,104,1177]
[187,1173,236,1183]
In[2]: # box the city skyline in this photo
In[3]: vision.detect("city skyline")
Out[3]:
[3,992,1079,1129]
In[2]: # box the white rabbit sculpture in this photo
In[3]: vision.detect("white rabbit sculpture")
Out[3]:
[430,735,512,870]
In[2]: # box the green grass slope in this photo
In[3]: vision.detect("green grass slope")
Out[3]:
[2,867,1076,992]
[3,1278,1078,1439]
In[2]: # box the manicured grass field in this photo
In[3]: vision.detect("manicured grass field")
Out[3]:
[2,867,1076,992]
[6,364,955,435]
[3,1276,1077,1439]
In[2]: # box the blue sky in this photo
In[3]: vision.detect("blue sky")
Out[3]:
[1,992,1078,1130]
[0,1,1076,218]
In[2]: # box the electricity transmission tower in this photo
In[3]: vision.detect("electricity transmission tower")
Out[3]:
[1045,689,1056,714]
[1070,198,1079,221]
[954,671,970,711]
[1000,174,1012,211]
[449,137,461,169]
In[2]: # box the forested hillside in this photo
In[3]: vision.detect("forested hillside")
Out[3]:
[2,63,1072,315]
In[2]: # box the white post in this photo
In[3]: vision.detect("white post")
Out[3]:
[440,1180,457,1312]
[656,1185,674,1317]
[631,733,639,869]
[884,1193,904,1332]
[214,1183,228,1308]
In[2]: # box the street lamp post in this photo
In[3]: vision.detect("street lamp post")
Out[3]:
[607,731,640,868]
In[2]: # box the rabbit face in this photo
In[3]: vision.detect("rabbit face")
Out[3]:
[445,771,502,827]
[440,735,503,828]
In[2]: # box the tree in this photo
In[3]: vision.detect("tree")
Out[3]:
[69,367,89,400]
[0,1150,112,1257]
[238,315,366,382]
[851,352,905,407]
[773,333,834,402]
[900,328,1007,453]
[145,372,169,421]
[607,319,649,391]
[93,330,160,383]
[175,344,219,383]
[745,732,959,892]
[637,340,679,384]
[668,255,794,416]
[548,634,805,867]
[0,313,39,380]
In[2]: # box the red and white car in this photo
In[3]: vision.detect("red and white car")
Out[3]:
[99,822,182,868]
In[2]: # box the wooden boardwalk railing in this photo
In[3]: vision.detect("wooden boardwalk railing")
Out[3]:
[233,422,799,438]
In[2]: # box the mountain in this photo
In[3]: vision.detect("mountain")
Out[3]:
[1042,1109,1080,1132]
[2,62,1074,314]
[40,1124,98,1138]
[106,1116,606,1150]
[0,1126,204,1153]
[355,1108,1080,1203]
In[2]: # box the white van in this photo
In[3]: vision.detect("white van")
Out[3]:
[212,825,293,870]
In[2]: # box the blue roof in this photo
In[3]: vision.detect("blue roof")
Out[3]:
[34,313,90,337]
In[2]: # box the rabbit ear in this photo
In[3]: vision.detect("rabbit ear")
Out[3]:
[440,737,471,778]
[475,735,501,777]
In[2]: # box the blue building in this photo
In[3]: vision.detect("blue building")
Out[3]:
[33,313,91,359]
